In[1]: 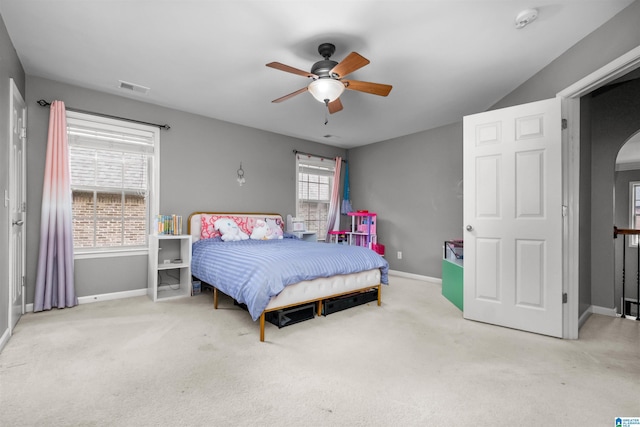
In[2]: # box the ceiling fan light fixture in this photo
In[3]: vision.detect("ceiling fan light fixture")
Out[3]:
[308,78,345,103]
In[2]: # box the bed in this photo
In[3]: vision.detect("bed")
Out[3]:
[188,212,389,341]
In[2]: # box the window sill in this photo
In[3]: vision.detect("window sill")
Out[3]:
[74,248,149,260]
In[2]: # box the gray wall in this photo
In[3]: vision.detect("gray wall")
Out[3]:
[347,0,640,283]
[0,14,25,341]
[25,76,345,303]
[348,122,463,276]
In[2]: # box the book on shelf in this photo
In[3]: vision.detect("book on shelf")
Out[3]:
[154,214,183,235]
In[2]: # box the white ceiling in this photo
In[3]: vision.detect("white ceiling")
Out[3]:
[0,0,634,149]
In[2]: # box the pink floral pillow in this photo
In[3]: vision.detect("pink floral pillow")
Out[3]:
[200,214,284,240]
[201,215,251,240]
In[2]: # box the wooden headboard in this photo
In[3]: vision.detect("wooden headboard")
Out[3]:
[187,212,284,242]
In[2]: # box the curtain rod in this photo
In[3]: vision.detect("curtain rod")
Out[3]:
[293,149,347,162]
[36,99,170,130]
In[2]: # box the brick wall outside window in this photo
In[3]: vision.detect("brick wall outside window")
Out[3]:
[297,201,329,237]
[73,191,147,248]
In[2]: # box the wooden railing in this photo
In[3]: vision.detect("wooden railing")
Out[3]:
[613,227,640,320]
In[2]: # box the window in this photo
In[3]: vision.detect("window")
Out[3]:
[67,112,159,256]
[631,181,640,246]
[296,155,335,240]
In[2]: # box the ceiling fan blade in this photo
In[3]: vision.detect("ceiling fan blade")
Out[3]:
[266,62,318,79]
[271,87,308,103]
[328,98,343,114]
[343,80,392,97]
[330,52,370,78]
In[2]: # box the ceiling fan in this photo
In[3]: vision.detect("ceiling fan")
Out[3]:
[266,43,392,114]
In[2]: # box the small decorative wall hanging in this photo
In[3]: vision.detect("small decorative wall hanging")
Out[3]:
[237,162,246,186]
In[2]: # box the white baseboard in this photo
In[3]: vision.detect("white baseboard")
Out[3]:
[389,269,441,284]
[578,308,592,329]
[25,288,148,313]
[578,305,623,329]
[0,327,10,354]
[579,304,638,328]
[590,305,618,317]
[78,288,148,305]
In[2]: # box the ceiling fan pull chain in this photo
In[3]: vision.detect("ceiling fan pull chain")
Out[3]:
[324,100,329,125]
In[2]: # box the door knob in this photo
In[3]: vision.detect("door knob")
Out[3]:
[12,219,24,226]
[466,225,473,231]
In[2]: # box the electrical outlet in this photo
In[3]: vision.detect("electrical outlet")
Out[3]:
[397,251,402,260]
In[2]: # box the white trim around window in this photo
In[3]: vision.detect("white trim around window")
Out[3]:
[67,111,160,257]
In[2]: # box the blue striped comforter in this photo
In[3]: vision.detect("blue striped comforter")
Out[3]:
[191,238,389,320]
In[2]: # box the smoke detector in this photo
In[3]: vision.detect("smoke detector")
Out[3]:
[515,8,538,29]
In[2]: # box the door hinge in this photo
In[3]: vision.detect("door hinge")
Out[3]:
[22,201,26,212]
[20,127,26,139]
[562,293,568,304]
[561,119,568,130]
[562,205,568,217]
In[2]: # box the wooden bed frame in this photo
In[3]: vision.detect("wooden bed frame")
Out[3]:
[188,212,382,341]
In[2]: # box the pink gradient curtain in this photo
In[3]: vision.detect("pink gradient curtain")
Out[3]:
[34,101,77,312]
[325,156,342,241]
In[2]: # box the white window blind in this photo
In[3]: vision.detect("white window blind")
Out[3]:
[296,155,335,240]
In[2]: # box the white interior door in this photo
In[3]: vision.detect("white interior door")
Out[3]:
[9,79,26,332]
[463,97,563,338]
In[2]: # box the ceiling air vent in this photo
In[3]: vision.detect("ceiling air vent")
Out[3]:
[118,80,150,95]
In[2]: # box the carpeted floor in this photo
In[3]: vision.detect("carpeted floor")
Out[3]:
[1,275,638,426]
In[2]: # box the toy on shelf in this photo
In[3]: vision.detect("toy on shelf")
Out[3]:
[328,230,349,244]
[444,240,463,261]
[346,211,377,249]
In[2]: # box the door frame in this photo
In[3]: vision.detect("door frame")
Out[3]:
[8,78,26,334]
[559,45,640,339]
